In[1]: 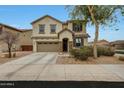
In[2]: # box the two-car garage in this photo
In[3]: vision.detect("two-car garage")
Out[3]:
[37,42,59,52]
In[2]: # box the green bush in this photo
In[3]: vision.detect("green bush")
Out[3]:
[97,47,115,56]
[80,46,93,57]
[104,48,115,56]
[70,49,79,58]
[97,47,105,57]
[115,50,124,54]
[70,46,115,61]
[70,48,89,61]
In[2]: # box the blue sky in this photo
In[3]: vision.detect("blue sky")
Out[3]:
[0,5,124,42]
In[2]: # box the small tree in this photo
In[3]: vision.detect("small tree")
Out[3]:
[66,5,123,58]
[1,31,19,58]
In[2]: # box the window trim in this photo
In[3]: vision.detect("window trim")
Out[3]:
[73,23,82,32]
[39,24,45,34]
[74,37,83,47]
[50,24,56,33]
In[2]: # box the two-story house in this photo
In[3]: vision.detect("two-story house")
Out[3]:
[31,15,90,52]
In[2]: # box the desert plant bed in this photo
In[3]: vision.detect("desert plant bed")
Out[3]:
[0,51,32,64]
[115,50,124,54]
[56,56,124,64]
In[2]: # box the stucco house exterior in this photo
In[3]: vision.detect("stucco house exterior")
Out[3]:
[88,39,110,47]
[20,29,33,51]
[31,15,90,52]
[110,40,124,50]
[0,23,32,52]
[0,15,90,53]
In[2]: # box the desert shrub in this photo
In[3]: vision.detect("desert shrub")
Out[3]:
[80,46,93,57]
[70,48,79,58]
[115,50,124,54]
[70,47,89,61]
[102,47,115,56]
[97,47,105,57]
[70,46,115,61]
[118,56,124,61]
[97,47,115,56]
[79,48,90,60]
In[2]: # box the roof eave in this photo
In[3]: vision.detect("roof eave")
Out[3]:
[0,23,22,32]
[31,15,64,25]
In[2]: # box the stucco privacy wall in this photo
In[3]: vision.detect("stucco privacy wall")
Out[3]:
[32,17,63,37]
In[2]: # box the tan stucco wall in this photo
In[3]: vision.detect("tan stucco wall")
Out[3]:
[0,26,22,51]
[84,38,88,46]
[62,24,68,29]
[2,26,21,35]
[0,41,8,52]
[19,30,32,45]
[33,39,37,52]
[68,22,72,31]
[32,17,63,37]
[33,39,58,42]
[59,30,73,41]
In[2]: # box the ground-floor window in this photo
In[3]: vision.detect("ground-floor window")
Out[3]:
[75,37,82,47]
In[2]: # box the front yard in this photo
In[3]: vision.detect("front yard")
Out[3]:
[57,46,124,64]
[56,56,124,64]
[0,51,32,64]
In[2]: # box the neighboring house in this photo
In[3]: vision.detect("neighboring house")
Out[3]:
[20,29,33,51]
[0,23,32,52]
[31,15,90,52]
[0,23,22,52]
[110,40,124,50]
[88,39,110,47]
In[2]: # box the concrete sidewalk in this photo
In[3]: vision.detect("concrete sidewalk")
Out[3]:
[36,64,124,81]
[0,53,124,81]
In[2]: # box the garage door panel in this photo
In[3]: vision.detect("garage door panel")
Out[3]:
[37,42,58,52]
[21,45,33,51]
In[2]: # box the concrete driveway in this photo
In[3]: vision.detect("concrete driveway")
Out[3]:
[0,52,124,81]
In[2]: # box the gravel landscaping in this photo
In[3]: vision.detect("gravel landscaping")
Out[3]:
[0,51,32,64]
[56,56,124,64]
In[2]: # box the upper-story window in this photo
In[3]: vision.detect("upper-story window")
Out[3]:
[39,24,45,33]
[50,24,56,33]
[75,37,82,47]
[73,23,82,32]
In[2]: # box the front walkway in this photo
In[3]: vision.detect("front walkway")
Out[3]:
[0,52,124,81]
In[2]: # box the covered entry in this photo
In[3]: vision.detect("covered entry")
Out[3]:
[63,38,68,52]
[37,42,59,52]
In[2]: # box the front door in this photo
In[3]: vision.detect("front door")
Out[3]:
[63,38,68,52]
